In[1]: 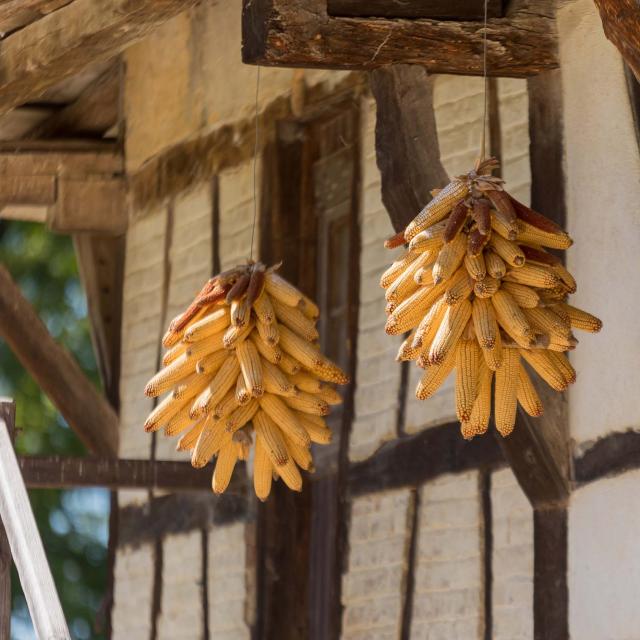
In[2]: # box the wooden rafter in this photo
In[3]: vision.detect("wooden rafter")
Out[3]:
[0,266,119,456]
[242,0,558,77]
[0,0,73,37]
[0,0,200,117]
[327,0,503,20]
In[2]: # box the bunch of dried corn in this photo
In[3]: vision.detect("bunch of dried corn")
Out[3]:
[382,158,601,438]
[143,262,348,499]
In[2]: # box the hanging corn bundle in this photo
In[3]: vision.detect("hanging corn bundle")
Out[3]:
[143,262,348,499]
[381,158,601,439]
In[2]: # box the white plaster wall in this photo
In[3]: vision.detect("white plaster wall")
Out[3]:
[569,470,640,639]
[558,0,640,446]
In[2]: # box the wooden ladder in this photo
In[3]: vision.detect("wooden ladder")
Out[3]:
[0,398,70,640]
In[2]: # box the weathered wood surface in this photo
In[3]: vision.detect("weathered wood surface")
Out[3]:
[0,265,119,456]
[26,64,120,139]
[242,0,558,77]
[369,65,449,232]
[0,0,200,117]
[574,430,640,485]
[18,456,212,491]
[594,0,640,83]
[0,0,72,37]
[328,0,503,19]
[0,175,56,205]
[0,412,70,639]
[0,399,15,640]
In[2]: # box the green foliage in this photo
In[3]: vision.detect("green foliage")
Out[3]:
[0,220,109,640]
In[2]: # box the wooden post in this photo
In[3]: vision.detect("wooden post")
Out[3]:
[0,408,70,639]
[0,398,15,640]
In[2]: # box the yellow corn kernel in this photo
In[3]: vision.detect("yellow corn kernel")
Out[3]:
[263,359,298,397]
[224,399,259,433]
[196,350,228,376]
[285,392,330,416]
[144,352,195,397]
[481,329,503,371]
[460,422,475,440]
[547,351,576,385]
[173,372,211,401]
[253,438,274,501]
[259,394,310,447]
[275,459,303,492]
[414,265,436,287]
[279,352,301,376]
[491,289,533,341]
[471,298,497,349]
[192,415,226,464]
[517,366,544,417]
[494,348,520,436]
[251,333,283,364]
[380,250,418,288]
[253,291,276,324]
[485,250,507,279]
[162,340,188,366]
[412,295,447,351]
[489,234,525,268]
[404,179,469,240]
[256,317,280,346]
[386,255,428,304]
[503,263,560,289]
[212,443,239,494]
[254,410,289,466]
[265,271,305,307]
[178,418,208,453]
[416,345,456,400]
[519,349,567,391]
[144,392,190,432]
[235,372,251,405]
[464,252,486,281]
[501,282,539,309]
[290,371,323,394]
[517,220,573,249]
[164,405,195,437]
[444,268,473,306]
[236,339,264,397]
[491,211,519,241]
[468,361,493,434]
[523,307,571,341]
[316,385,342,405]
[455,340,481,422]
[552,263,577,293]
[298,413,332,444]
[231,298,249,328]
[407,220,447,253]
[473,277,500,299]
[432,232,467,285]
[427,299,472,365]
[213,390,237,420]
[397,329,422,362]
[385,281,446,335]
[557,303,602,333]
[190,356,240,417]
[223,320,255,350]
[284,435,313,472]
[298,294,320,320]
[272,296,319,342]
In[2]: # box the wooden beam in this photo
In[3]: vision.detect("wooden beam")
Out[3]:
[327,0,503,19]
[242,0,558,77]
[0,399,15,640]
[573,430,640,486]
[18,455,211,491]
[26,64,120,139]
[0,265,119,456]
[594,0,640,83]
[0,0,73,37]
[368,65,449,232]
[0,0,200,117]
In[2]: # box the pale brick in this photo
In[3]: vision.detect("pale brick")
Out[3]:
[342,490,411,638]
[491,468,533,640]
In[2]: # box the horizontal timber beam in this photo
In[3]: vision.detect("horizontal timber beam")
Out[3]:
[0,0,200,117]
[327,0,503,20]
[242,0,558,77]
[0,266,119,456]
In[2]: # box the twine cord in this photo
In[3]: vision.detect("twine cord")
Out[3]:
[479,0,489,162]
[250,66,261,261]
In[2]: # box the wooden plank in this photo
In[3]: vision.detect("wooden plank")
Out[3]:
[242,0,557,77]
[0,175,56,205]
[18,456,212,491]
[573,430,640,485]
[0,413,70,639]
[26,64,120,139]
[594,0,640,83]
[0,264,119,456]
[0,205,48,223]
[0,0,200,116]
[0,146,123,176]
[368,64,448,232]
[327,0,503,19]
[349,422,505,496]
[73,235,125,405]
[0,0,73,37]
[0,399,15,640]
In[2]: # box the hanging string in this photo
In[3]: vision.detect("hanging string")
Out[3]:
[479,0,489,162]
[250,65,261,261]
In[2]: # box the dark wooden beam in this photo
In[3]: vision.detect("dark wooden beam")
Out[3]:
[0,265,119,456]
[242,0,557,77]
[327,0,503,20]
[349,422,505,496]
[594,0,640,83]
[18,455,212,491]
[0,399,15,640]
[369,65,448,232]
[26,64,120,139]
[0,0,199,117]
[573,430,640,485]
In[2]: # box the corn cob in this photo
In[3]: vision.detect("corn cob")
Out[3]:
[316,385,342,405]
[492,290,534,341]
[253,410,287,465]
[236,339,264,397]
[252,333,282,364]
[489,234,525,267]
[503,263,560,289]
[183,308,230,344]
[386,281,446,335]
[408,221,447,253]
[485,250,506,279]
[285,392,330,416]
[298,414,332,444]
[279,352,301,376]
[443,201,470,242]
[490,209,518,241]
[486,190,518,240]
[272,297,319,341]
[501,282,539,309]
[455,340,481,422]
[231,298,249,327]
[412,295,447,350]
[191,356,240,417]
[276,459,303,492]
[172,372,210,401]
[397,330,423,362]
[165,405,198,437]
[225,399,259,433]
[468,362,493,435]
[144,352,195,397]
[556,303,602,333]
[298,294,320,320]
[416,346,456,400]
[474,276,500,299]
[290,371,323,394]
[253,439,274,501]
[494,348,520,436]
[427,299,472,365]
[223,319,254,350]
[519,349,568,391]
[414,264,435,287]
[464,252,486,281]
[196,349,229,375]
[517,220,573,250]
[380,251,419,288]
[163,341,188,366]
[386,252,430,303]
[404,179,469,240]
[517,366,543,417]
[214,390,237,420]
[262,359,298,397]
[472,298,498,349]
[284,435,313,472]
[444,269,473,306]
[178,419,207,452]
[467,227,490,257]
[432,232,467,285]
[523,307,571,341]
[260,394,310,447]
[144,393,190,432]
[235,373,251,405]
[212,443,238,494]
[253,292,276,324]
[191,416,226,466]
[548,351,576,385]
[265,271,304,307]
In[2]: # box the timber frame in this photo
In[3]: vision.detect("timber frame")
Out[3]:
[242,0,559,77]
